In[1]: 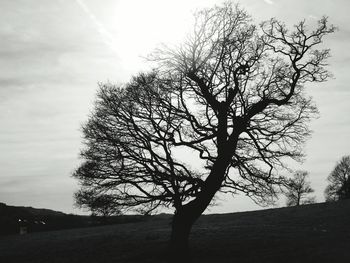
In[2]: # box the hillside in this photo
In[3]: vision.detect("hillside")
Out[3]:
[0,202,66,218]
[0,203,145,235]
[0,202,86,235]
[0,200,350,263]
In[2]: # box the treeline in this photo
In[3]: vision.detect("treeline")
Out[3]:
[285,155,350,206]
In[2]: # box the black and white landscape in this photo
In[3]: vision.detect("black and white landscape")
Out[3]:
[1,0,350,262]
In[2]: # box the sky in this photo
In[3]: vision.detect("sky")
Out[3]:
[0,0,350,214]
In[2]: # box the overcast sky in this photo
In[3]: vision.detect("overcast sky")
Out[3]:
[1,0,349,214]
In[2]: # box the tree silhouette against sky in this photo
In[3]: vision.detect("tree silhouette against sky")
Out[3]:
[74,2,336,255]
[285,170,315,206]
[325,155,350,201]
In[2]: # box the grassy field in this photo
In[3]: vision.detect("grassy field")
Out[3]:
[1,200,350,263]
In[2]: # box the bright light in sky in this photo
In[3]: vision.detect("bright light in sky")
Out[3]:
[108,0,218,76]
[75,0,219,80]
[0,0,350,214]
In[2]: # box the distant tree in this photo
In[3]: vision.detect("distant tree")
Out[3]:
[75,190,121,217]
[285,171,315,206]
[325,156,350,201]
[73,2,335,255]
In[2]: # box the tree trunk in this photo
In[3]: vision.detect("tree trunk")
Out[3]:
[168,159,230,257]
[168,146,236,257]
[169,211,193,257]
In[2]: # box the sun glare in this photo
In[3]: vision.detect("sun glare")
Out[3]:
[110,0,218,73]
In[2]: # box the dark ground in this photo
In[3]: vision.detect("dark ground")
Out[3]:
[1,200,350,263]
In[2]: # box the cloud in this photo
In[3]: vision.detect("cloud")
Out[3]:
[75,0,119,57]
[263,0,274,4]
[308,14,318,20]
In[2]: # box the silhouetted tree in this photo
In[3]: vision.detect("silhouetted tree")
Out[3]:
[325,155,350,201]
[74,2,335,255]
[285,170,315,206]
[75,190,121,217]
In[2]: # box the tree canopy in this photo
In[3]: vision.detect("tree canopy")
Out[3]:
[325,155,350,201]
[285,170,315,206]
[73,2,335,253]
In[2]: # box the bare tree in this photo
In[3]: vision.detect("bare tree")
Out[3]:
[74,2,335,255]
[325,155,350,201]
[75,190,121,217]
[285,170,315,206]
